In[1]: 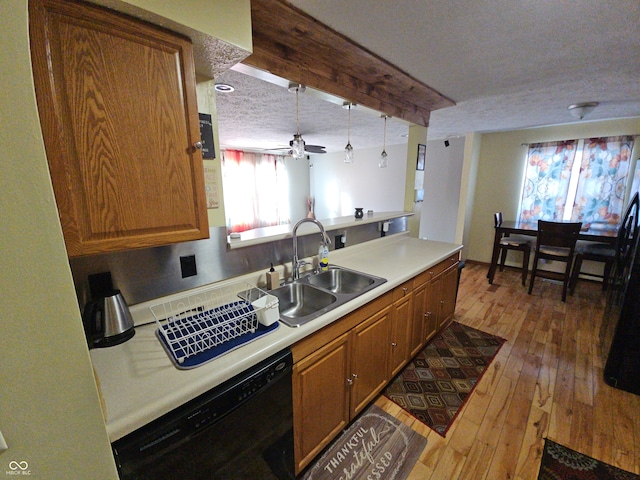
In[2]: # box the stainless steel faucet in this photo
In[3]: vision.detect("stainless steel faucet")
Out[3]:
[292,218,332,280]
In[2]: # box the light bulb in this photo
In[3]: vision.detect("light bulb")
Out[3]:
[344,143,354,163]
[292,133,305,159]
[379,149,388,168]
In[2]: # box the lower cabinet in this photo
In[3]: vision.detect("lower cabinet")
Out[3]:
[291,253,459,474]
[411,279,430,357]
[414,253,460,345]
[350,306,393,416]
[440,261,460,326]
[292,332,351,471]
[388,280,414,378]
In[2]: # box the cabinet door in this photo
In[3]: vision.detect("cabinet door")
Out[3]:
[440,263,459,328]
[389,291,413,377]
[424,276,441,340]
[350,306,391,417]
[30,0,209,257]
[411,282,427,357]
[293,332,351,473]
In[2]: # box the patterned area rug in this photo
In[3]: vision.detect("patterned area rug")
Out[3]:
[384,321,505,437]
[300,404,427,480]
[538,439,639,479]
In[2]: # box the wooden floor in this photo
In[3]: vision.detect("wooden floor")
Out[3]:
[374,261,640,479]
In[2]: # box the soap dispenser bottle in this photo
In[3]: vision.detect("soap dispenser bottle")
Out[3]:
[266,263,279,290]
[318,240,329,272]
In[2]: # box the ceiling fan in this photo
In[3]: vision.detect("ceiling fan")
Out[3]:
[266,138,326,155]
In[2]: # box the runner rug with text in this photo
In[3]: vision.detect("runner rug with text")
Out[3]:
[300,404,427,480]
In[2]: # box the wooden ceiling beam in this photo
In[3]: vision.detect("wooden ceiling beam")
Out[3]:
[244,0,455,128]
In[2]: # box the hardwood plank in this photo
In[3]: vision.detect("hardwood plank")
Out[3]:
[513,406,547,479]
[591,368,615,463]
[612,388,636,472]
[429,446,466,480]
[475,374,516,447]
[570,400,594,456]
[456,440,494,480]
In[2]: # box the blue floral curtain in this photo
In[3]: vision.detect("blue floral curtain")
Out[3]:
[571,136,635,226]
[519,141,577,222]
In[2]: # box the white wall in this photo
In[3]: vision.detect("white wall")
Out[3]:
[310,143,408,220]
[419,137,465,242]
[285,154,312,223]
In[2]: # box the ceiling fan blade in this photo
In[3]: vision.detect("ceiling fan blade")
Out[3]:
[305,145,326,154]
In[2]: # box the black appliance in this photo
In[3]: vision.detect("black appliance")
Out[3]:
[601,193,640,394]
[112,348,295,480]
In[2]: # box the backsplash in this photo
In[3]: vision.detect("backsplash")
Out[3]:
[69,217,408,308]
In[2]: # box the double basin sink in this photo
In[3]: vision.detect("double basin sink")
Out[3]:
[269,265,387,327]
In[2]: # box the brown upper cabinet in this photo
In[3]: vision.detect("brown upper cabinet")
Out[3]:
[29,0,209,257]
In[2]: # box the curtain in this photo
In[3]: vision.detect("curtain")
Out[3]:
[571,136,635,226]
[519,141,577,222]
[222,150,290,233]
[629,158,640,202]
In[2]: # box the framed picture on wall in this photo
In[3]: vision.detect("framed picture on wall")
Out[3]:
[416,144,426,171]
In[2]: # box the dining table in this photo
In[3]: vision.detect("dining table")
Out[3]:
[487,219,619,284]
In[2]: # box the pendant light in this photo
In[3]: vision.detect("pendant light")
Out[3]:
[344,102,354,163]
[289,83,306,159]
[379,115,389,168]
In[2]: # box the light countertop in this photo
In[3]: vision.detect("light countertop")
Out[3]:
[226,211,412,249]
[90,233,461,442]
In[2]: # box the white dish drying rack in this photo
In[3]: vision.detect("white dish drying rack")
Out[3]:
[150,282,274,365]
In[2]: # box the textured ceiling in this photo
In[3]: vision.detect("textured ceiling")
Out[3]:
[215,0,640,152]
[215,67,410,154]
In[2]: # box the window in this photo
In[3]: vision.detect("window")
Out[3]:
[519,136,635,226]
[222,150,291,233]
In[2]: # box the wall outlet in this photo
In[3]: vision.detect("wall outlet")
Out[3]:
[180,255,197,278]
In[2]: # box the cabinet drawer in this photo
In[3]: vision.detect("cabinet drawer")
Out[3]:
[392,279,413,301]
[414,253,460,286]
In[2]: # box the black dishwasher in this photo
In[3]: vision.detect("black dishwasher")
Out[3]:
[112,348,295,480]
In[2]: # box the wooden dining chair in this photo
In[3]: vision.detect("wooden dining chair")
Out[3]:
[569,192,639,295]
[528,220,582,302]
[494,212,532,286]
[568,242,615,294]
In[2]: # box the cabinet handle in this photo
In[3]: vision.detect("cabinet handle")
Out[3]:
[440,300,444,305]
[347,378,353,385]
[391,342,397,347]
[352,373,358,379]
[193,141,203,150]
[402,287,408,295]
[424,312,430,318]
[429,271,434,276]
